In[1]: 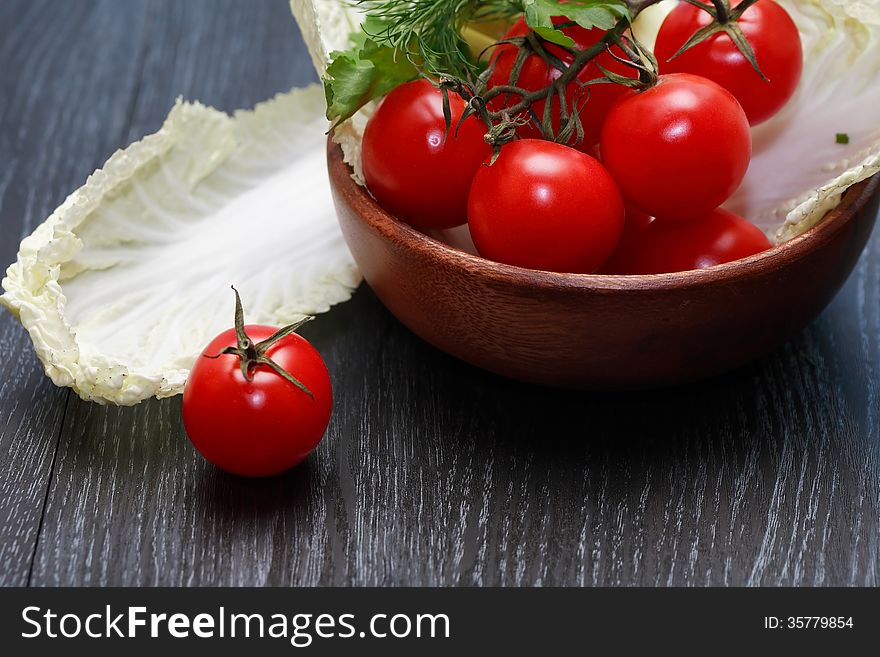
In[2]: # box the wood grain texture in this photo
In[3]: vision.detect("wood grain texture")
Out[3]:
[1,0,879,587]
[0,0,153,585]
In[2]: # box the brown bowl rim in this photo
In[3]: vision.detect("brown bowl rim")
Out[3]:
[329,141,879,292]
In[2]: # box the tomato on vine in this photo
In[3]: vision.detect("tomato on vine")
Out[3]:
[183,289,332,477]
[468,140,625,274]
[600,73,751,221]
[625,208,772,274]
[487,17,636,150]
[361,79,491,229]
[654,0,803,125]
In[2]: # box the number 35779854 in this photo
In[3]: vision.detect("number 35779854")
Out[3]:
[764,617,854,629]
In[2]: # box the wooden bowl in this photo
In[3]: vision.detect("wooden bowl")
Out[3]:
[328,142,879,388]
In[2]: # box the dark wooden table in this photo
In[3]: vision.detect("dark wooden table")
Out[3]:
[2,0,878,587]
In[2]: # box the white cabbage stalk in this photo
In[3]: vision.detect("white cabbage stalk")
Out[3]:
[299,0,880,241]
[291,0,374,183]
[1,87,359,405]
[733,0,880,239]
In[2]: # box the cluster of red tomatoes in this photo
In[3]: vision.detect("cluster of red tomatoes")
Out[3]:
[361,0,803,275]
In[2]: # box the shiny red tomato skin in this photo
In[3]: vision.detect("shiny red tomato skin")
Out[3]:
[468,139,625,273]
[361,79,491,229]
[626,209,772,274]
[182,325,332,477]
[487,18,635,150]
[599,73,751,221]
[597,206,654,274]
[655,0,802,126]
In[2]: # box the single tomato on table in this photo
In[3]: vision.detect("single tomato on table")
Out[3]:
[468,139,625,274]
[183,289,332,477]
[487,17,636,150]
[361,78,491,229]
[600,73,751,221]
[625,208,772,274]
[655,0,803,126]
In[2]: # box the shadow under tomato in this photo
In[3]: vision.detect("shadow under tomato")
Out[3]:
[193,452,319,520]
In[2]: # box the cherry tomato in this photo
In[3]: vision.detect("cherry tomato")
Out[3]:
[626,208,772,274]
[597,206,654,274]
[655,0,802,126]
[599,73,751,221]
[487,18,635,150]
[362,79,491,229]
[468,139,625,273]
[183,323,332,477]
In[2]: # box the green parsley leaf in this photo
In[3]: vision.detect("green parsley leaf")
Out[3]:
[836,133,850,145]
[521,0,630,47]
[324,19,420,126]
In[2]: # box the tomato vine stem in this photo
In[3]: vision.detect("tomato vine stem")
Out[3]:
[435,0,674,154]
[710,0,730,22]
[670,0,767,80]
[440,17,633,155]
[204,287,316,399]
[440,0,767,153]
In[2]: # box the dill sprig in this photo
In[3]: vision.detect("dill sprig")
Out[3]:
[354,0,521,79]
